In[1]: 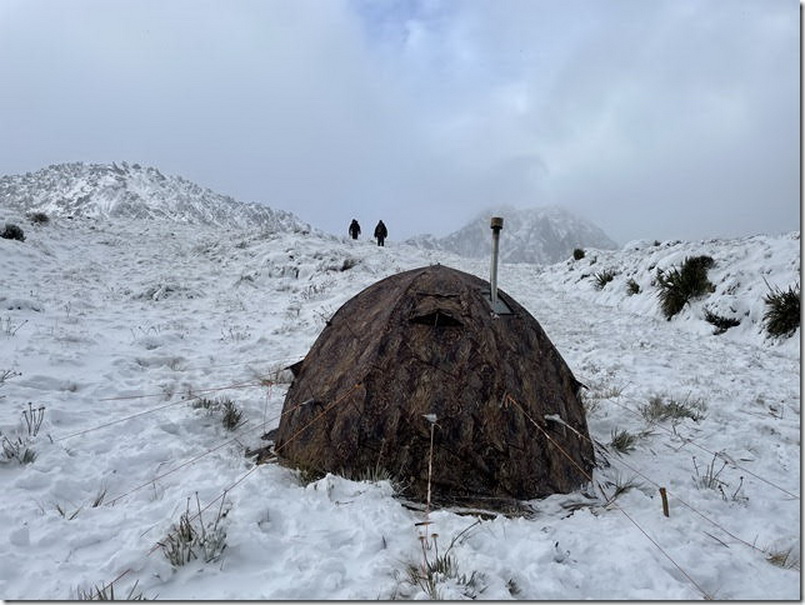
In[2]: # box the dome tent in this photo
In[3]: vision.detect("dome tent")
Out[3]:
[274,264,595,507]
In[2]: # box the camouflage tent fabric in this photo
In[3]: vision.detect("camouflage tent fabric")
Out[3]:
[275,264,594,507]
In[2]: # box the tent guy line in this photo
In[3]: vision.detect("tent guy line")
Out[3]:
[506,393,710,598]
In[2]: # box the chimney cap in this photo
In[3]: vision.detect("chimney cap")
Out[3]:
[490,216,504,231]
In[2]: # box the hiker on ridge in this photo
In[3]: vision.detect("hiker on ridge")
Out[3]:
[348,219,361,240]
[374,220,388,247]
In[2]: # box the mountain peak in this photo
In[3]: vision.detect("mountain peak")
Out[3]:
[0,161,311,233]
[407,205,618,264]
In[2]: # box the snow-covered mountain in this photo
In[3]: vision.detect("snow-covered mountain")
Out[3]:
[406,205,618,264]
[0,161,311,233]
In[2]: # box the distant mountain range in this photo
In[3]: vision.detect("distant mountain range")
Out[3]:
[1,162,617,263]
[0,161,311,233]
[406,205,618,264]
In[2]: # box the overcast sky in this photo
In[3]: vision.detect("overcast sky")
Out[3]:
[0,0,800,243]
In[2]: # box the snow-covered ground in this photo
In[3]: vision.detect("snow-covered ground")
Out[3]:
[0,212,799,599]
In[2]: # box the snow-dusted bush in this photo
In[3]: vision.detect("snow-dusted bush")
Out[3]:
[573,248,585,260]
[1,223,25,242]
[655,255,715,319]
[763,284,799,338]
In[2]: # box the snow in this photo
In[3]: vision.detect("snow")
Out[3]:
[0,213,799,600]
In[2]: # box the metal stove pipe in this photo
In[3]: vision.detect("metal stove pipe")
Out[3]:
[490,216,504,309]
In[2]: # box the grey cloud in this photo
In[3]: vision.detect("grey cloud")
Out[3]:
[0,0,798,243]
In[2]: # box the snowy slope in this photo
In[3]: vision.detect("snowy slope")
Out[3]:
[540,234,801,353]
[406,205,618,264]
[0,210,799,600]
[0,162,310,233]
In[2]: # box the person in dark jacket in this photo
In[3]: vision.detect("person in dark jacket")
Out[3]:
[348,219,361,240]
[374,220,388,247]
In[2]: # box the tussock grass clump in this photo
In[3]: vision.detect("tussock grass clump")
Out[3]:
[640,395,706,424]
[1,402,46,465]
[191,396,218,412]
[2,317,28,337]
[395,521,487,600]
[692,454,728,491]
[191,396,245,431]
[593,270,615,290]
[54,501,82,520]
[703,308,741,335]
[763,284,799,338]
[655,255,715,319]
[691,454,747,503]
[158,493,228,568]
[344,465,407,493]
[766,546,801,571]
[402,552,486,600]
[597,473,644,506]
[220,399,244,431]
[340,257,360,271]
[1,223,25,242]
[295,466,327,486]
[580,378,624,415]
[0,369,19,402]
[1,369,20,385]
[608,428,650,454]
[76,579,147,600]
[27,212,50,225]
[55,485,108,519]
[2,436,37,464]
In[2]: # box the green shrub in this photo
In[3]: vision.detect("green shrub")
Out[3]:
[572,248,585,260]
[655,255,715,319]
[1,223,25,242]
[763,285,800,338]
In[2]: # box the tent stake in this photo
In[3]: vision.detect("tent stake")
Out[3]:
[659,487,670,517]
